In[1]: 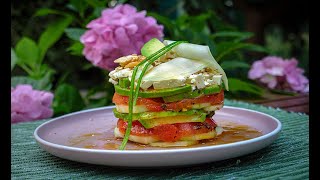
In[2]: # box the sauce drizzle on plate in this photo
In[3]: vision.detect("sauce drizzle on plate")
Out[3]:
[68,119,262,150]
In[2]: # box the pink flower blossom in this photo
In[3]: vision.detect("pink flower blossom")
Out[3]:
[11,85,54,123]
[248,56,309,93]
[80,4,164,71]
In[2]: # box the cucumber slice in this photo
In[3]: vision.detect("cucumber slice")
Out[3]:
[141,38,165,57]
[139,114,206,129]
[163,85,222,102]
[114,84,192,98]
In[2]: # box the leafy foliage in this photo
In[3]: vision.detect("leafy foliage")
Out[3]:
[64,28,86,41]
[38,16,73,61]
[12,1,306,117]
[147,9,269,96]
[53,84,86,115]
[11,48,17,71]
[228,78,265,97]
[11,76,52,91]
[264,25,309,77]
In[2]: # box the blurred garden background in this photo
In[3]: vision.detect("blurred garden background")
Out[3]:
[11,0,309,123]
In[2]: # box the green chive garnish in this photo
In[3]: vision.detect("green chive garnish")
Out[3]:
[119,41,187,150]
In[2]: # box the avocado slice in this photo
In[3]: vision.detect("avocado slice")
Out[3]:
[114,84,192,98]
[113,109,206,128]
[113,108,205,120]
[163,84,222,102]
[139,114,206,128]
[118,78,130,88]
[141,38,165,57]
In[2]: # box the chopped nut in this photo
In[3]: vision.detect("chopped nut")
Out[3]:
[114,54,146,68]
[124,61,141,68]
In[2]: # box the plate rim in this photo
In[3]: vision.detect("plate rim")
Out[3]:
[34,105,282,154]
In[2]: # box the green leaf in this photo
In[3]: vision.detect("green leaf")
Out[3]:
[11,76,52,91]
[228,78,264,96]
[269,89,297,96]
[215,42,269,61]
[11,48,17,71]
[38,16,73,63]
[189,14,211,33]
[33,8,69,17]
[85,0,106,8]
[220,61,250,70]
[147,12,175,37]
[37,64,56,80]
[81,63,94,70]
[65,28,86,41]
[85,98,107,109]
[69,0,89,18]
[207,11,237,31]
[93,7,105,18]
[53,84,86,115]
[67,41,84,56]
[83,86,110,109]
[211,31,254,41]
[241,43,270,53]
[118,0,129,3]
[15,37,39,69]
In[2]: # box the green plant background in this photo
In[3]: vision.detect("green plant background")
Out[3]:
[11,0,309,117]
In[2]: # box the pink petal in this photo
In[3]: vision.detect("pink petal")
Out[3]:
[266,67,284,76]
[80,4,164,71]
[248,61,266,79]
[125,24,138,35]
[11,85,54,123]
[260,75,277,89]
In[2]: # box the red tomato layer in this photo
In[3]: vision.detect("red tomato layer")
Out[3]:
[112,90,224,112]
[117,118,217,142]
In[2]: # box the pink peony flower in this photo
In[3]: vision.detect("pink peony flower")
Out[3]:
[80,4,164,71]
[11,84,54,123]
[248,56,309,93]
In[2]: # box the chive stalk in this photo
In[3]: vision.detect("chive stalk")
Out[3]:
[119,41,186,150]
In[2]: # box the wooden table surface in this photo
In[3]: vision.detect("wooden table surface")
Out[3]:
[243,92,309,114]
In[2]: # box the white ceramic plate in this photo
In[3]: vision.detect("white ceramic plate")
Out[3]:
[34,106,281,167]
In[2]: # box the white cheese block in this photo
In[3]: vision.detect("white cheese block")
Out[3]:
[109,68,132,80]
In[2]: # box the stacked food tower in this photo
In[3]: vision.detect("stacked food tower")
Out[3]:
[108,39,228,149]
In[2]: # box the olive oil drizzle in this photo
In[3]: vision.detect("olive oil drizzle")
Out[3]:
[119,41,187,150]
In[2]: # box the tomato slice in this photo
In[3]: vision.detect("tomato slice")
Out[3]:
[113,90,224,112]
[117,118,217,142]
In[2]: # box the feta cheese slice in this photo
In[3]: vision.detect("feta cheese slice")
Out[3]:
[193,74,206,89]
[206,75,222,86]
[109,68,132,79]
